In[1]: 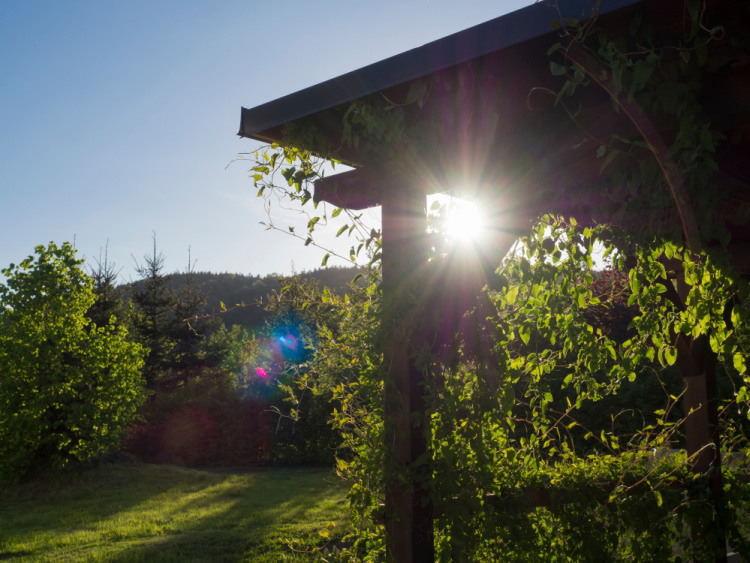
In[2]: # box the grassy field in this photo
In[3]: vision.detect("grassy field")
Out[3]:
[0,462,349,562]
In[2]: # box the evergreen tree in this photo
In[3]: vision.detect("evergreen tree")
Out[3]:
[87,241,129,330]
[131,234,176,388]
[169,247,225,378]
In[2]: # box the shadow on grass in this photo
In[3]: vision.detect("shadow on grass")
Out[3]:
[0,462,262,559]
[103,467,348,562]
[102,469,343,563]
[0,462,348,562]
[0,550,32,561]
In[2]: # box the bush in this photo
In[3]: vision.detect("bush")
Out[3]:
[0,242,146,481]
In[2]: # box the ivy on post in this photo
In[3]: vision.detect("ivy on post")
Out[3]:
[380,183,433,562]
[663,259,726,562]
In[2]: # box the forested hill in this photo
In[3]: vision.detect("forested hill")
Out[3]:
[124,265,361,332]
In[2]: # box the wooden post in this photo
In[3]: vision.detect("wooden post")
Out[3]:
[678,336,726,562]
[669,267,726,562]
[381,187,434,562]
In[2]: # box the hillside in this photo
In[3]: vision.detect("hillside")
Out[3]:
[121,265,363,332]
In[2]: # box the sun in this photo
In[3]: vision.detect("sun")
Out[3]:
[446,199,483,241]
[429,194,484,243]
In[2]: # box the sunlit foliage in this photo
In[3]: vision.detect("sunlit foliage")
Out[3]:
[0,242,145,482]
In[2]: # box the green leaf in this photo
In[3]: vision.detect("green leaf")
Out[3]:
[577,291,586,308]
[321,253,330,266]
[734,353,746,374]
[550,61,566,76]
[331,207,342,218]
[629,269,641,294]
[520,325,530,345]
[632,56,657,88]
[404,80,428,107]
[606,342,617,361]
[664,346,677,366]
[506,286,519,305]
[599,149,619,172]
[732,305,743,328]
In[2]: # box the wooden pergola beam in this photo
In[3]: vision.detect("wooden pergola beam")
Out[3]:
[314,168,382,210]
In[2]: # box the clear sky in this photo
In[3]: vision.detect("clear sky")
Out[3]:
[1,0,530,282]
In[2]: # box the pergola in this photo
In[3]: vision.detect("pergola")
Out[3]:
[239,0,750,560]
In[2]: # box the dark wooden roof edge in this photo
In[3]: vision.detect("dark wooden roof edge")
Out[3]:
[238,0,641,142]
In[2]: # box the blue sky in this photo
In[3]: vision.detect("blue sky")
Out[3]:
[1,0,529,281]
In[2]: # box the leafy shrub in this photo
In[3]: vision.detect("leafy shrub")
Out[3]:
[0,242,146,482]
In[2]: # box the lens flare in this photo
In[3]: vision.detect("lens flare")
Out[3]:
[256,367,268,378]
[279,334,298,350]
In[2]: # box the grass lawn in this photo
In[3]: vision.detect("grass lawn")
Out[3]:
[0,462,349,562]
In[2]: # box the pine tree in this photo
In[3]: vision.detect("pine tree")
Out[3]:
[131,234,176,388]
[170,247,214,375]
[87,241,129,330]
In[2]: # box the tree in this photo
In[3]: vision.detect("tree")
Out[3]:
[0,242,145,482]
[131,234,176,387]
[169,248,223,378]
[87,241,130,331]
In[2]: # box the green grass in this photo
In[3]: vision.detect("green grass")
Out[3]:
[0,462,350,562]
